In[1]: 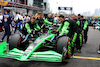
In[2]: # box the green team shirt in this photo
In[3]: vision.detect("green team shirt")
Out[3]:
[25,23,40,34]
[57,21,70,36]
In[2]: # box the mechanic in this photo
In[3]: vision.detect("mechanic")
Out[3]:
[80,16,88,43]
[57,15,69,36]
[69,14,82,53]
[74,14,83,53]
[57,15,79,55]
[22,16,40,37]
[45,13,56,24]
[36,12,54,28]
[0,10,12,43]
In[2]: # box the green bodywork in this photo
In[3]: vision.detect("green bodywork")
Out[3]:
[0,42,7,54]
[0,32,63,62]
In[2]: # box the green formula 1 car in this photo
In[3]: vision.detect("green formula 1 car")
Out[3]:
[0,25,72,62]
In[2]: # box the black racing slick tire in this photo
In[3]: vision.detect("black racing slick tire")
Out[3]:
[56,36,72,60]
[56,36,68,54]
[9,34,22,50]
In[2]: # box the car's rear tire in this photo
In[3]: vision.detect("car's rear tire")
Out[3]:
[56,36,72,60]
[56,36,68,54]
[9,34,22,50]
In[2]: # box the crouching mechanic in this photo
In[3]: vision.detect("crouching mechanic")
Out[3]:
[22,16,40,37]
[57,15,79,55]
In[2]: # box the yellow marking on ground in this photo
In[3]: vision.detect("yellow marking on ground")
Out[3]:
[73,56,100,60]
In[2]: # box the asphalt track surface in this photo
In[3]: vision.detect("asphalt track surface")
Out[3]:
[0,26,100,67]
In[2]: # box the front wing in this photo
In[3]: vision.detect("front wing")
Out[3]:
[0,48,62,62]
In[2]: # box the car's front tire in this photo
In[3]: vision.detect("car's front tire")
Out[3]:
[9,34,22,50]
